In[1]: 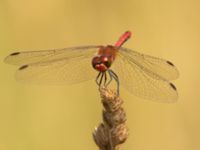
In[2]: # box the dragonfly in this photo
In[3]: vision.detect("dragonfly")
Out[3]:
[4,31,179,102]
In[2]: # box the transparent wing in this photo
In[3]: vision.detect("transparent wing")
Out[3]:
[4,45,101,65]
[118,47,179,81]
[112,49,178,102]
[6,46,100,84]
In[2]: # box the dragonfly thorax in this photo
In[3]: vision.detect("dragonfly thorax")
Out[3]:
[92,55,112,72]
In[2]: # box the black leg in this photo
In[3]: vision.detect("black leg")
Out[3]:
[106,70,113,86]
[96,72,101,85]
[95,70,119,95]
[99,72,105,87]
[108,70,120,95]
[104,71,107,86]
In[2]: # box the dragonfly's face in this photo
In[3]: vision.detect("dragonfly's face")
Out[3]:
[92,55,112,72]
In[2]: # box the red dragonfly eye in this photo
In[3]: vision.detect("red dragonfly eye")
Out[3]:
[92,56,109,72]
[101,56,111,68]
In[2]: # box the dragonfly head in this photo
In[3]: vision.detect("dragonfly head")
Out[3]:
[92,55,112,72]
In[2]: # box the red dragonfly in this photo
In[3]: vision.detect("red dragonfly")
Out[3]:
[4,31,179,102]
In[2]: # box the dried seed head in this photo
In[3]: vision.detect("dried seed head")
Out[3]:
[93,88,128,150]
[93,123,109,149]
[111,124,129,145]
[103,108,126,128]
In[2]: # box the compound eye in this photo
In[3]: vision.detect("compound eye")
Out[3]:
[92,56,100,68]
[101,56,111,68]
[104,60,111,68]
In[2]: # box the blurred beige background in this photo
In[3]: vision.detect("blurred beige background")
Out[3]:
[0,0,200,150]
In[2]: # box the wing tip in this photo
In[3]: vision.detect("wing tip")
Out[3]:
[4,52,21,64]
[19,65,29,70]
[169,82,177,91]
[166,60,175,66]
[10,52,20,56]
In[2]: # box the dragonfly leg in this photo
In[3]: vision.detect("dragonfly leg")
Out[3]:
[105,71,113,87]
[96,71,119,94]
[108,69,120,95]
[104,71,107,86]
[95,72,101,85]
[99,72,105,87]
[96,72,106,88]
